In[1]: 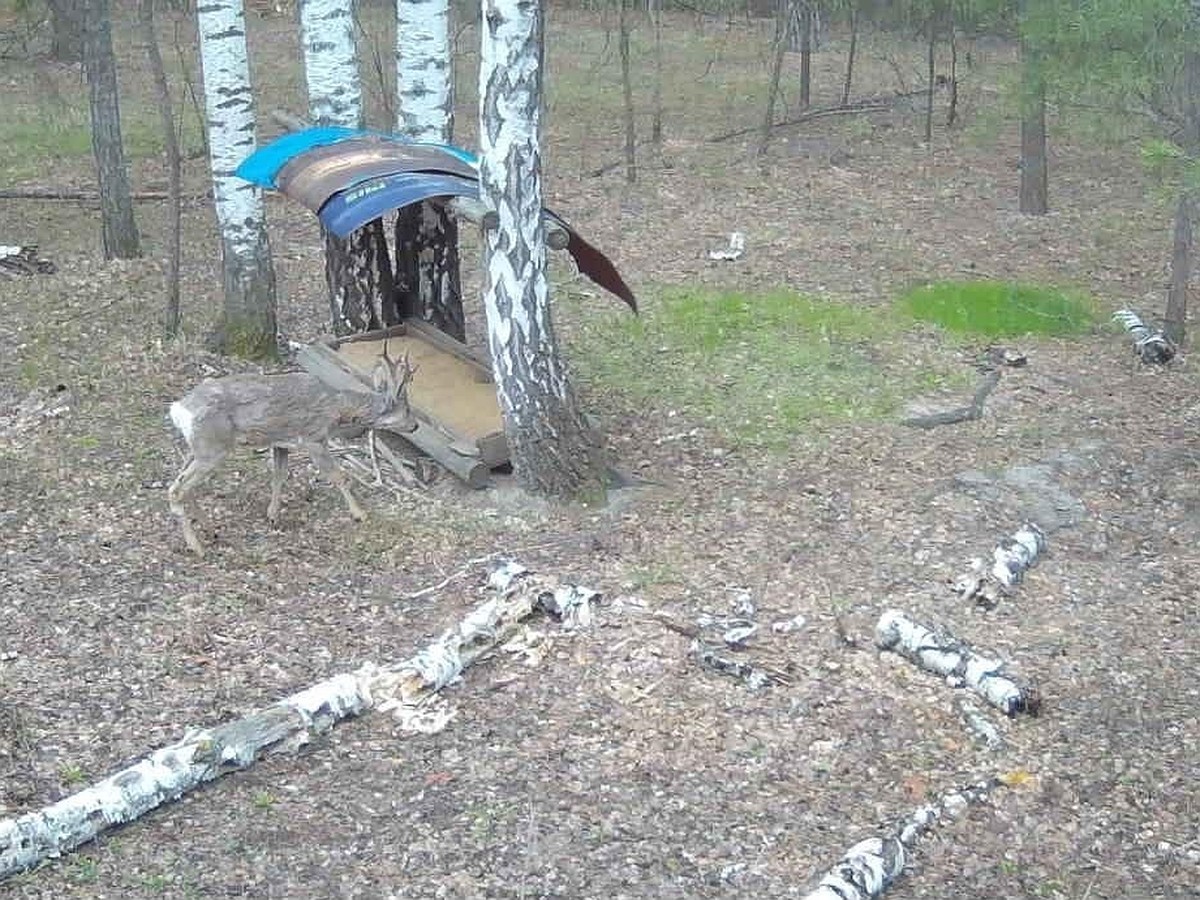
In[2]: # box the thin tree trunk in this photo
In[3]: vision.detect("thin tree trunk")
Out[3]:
[394,0,465,338]
[197,0,278,359]
[138,0,183,338]
[759,0,788,157]
[479,0,606,501]
[841,3,857,107]
[1018,0,1048,214]
[619,0,637,183]
[924,11,936,144]
[946,10,958,126]
[798,1,812,109]
[1165,16,1200,345]
[650,0,663,146]
[83,0,141,260]
[301,0,391,336]
[1018,62,1048,213]
[1165,191,1193,346]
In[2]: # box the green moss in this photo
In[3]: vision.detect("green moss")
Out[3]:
[897,280,1097,336]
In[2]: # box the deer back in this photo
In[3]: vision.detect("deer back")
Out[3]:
[172,373,396,449]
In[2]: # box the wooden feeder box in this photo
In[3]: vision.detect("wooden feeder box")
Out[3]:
[308,321,506,488]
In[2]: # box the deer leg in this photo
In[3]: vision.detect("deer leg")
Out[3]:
[168,450,226,556]
[304,440,366,521]
[268,445,289,524]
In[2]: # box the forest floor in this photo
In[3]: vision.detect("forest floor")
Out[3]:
[0,8,1197,900]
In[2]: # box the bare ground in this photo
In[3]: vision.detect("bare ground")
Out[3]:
[1,10,1198,900]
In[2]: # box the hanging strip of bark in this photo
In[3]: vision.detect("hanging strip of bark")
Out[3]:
[875,610,1040,717]
[801,775,1008,900]
[0,568,590,879]
[1112,309,1176,364]
[953,522,1046,610]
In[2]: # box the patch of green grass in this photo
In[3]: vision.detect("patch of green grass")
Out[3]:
[569,287,946,451]
[251,790,277,810]
[897,280,1097,337]
[59,762,87,786]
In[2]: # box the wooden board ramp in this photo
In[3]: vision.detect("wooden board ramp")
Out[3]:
[321,321,507,488]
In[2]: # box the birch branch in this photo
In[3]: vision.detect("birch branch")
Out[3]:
[802,775,1009,900]
[0,567,589,880]
[875,610,1040,717]
[1112,309,1176,364]
[953,522,1046,610]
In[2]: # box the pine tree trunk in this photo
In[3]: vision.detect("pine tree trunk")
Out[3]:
[798,1,812,109]
[138,0,183,338]
[479,0,606,501]
[841,3,857,106]
[83,0,140,260]
[1018,44,1048,213]
[394,0,465,339]
[1165,191,1192,346]
[301,0,392,336]
[1165,21,1200,345]
[198,0,278,359]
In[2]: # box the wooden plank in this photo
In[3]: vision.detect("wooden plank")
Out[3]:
[295,343,374,393]
[383,425,490,489]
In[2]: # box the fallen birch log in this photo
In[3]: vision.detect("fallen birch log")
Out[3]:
[801,775,1012,900]
[0,565,591,880]
[876,610,1040,717]
[1112,309,1175,364]
[953,522,1046,610]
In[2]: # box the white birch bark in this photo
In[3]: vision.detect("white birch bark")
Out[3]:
[802,776,1004,900]
[197,0,277,356]
[396,0,453,142]
[299,0,362,127]
[953,522,1046,609]
[0,567,587,879]
[393,0,465,339]
[479,0,604,499]
[876,610,1039,717]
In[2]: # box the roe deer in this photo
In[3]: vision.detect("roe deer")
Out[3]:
[168,347,417,556]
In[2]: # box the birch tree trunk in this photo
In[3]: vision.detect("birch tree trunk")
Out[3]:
[479,0,606,501]
[394,0,466,340]
[198,0,278,359]
[83,0,141,260]
[301,0,391,335]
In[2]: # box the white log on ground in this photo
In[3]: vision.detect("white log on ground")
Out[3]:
[953,522,1046,610]
[802,775,1005,900]
[1112,309,1176,364]
[0,566,592,880]
[876,610,1039,717]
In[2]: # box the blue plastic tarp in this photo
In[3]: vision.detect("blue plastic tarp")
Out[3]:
[318,172,481,238]
[236,127,478,189]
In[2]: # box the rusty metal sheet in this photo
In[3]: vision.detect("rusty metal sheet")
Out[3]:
[276,138,478,212]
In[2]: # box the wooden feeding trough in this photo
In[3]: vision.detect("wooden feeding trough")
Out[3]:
[306,321,506,488]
